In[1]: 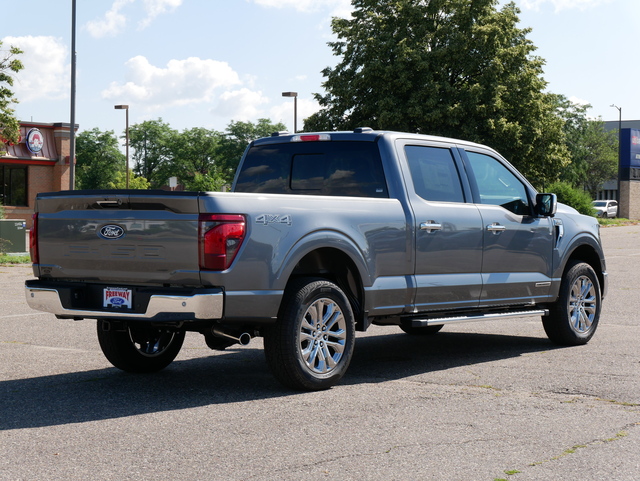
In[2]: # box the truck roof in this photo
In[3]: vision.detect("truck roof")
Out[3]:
[251,128,498,154]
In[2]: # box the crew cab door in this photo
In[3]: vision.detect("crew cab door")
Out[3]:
[400,141,484,311]
[461,149,555,306]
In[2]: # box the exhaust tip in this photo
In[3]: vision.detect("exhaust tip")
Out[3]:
[237,332,252,346]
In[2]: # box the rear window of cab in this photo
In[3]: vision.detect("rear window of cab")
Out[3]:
[235,141,389,198]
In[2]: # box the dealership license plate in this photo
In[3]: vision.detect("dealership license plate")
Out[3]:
[103,287,132,309]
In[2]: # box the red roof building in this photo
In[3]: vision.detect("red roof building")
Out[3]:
[1,121,76,228]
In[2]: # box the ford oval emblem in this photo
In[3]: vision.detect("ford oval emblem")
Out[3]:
[99,224,125,240]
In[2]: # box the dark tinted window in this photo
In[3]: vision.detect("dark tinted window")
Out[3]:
[0,165,28,207]
[405,145,464,203]
[235,141,388,198]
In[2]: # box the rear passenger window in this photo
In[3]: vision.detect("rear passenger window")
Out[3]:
[405,145,465,203]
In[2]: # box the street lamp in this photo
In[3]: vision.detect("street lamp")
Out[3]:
[282,92,298,133]
[114,105,129,189]
[610,104,622,202]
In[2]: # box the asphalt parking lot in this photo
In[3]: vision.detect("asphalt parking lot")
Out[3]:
[1,226,638,480]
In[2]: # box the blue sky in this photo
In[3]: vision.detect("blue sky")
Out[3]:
[2,0,637,139]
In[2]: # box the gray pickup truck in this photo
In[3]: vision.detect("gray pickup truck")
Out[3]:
[25,129,608,390]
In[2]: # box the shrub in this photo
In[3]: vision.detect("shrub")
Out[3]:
[546,181,596,217]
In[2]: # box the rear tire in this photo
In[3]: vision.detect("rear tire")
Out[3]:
[263,278,355,391]
[542,261,601,345]
[97,322,185,373]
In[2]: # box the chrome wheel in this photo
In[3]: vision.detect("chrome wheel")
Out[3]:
[568,275,597,334]
[542,261,601,346]
[263,278,356,390]
[298,298,347,375]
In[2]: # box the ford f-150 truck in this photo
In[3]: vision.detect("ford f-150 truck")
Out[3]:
[25,129,608,390]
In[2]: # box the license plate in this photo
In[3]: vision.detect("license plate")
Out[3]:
[103,287,132,309]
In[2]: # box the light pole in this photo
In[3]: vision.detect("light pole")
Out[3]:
[69,0,77,190]
[282,92,298,133]
[610,104,622,202]
[114,105,130,189]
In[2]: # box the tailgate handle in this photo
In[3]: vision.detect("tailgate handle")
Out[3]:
[96,199,123,208]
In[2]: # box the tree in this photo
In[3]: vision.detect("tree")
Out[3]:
[305,0,569,186]
[578,122,618,198]
[218,119,286,182]
[106,170,150,189]
[167,127,226,191]
[75,128,126,189]
[129,119,177,188]
[555,95,617,197]
[0,41,24,146]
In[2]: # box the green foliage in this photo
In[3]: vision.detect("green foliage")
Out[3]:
[74,118,285,191]
[554,95,617,197]
[305,0,570,185]
[0,252,30,264]
[218,119,286,181]
[129,119,177,188]
[0,41,24,145]
[105,170,150,190]
[0,200,5,219]
[167,127,226,190]
[75,128,126,189]
[547,181,596,217]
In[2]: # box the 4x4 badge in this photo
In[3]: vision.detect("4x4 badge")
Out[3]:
[99,225,125,239]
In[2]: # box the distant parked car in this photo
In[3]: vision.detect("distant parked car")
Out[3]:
[593,200,618,218]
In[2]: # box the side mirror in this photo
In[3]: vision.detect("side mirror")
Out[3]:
[536,193,557,217]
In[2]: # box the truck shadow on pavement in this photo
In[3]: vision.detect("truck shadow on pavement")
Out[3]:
[0,330,557,431]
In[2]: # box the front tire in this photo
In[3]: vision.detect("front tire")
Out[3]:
[542,261,601,345]
[97,322,185,373]
[264,278,356,391]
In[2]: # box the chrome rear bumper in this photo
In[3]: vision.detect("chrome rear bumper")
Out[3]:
[25,282,223,321]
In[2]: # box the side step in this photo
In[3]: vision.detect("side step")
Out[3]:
[409,309,549,328]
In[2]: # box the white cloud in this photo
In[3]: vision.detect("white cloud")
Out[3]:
[251,0,351,17]
[2,36,69,102]
[270,97,320,131]
[569,96,590,106]
[519,0,613,12]
[139,0,183,29]
[85,0,183,37]
[102,55,243,110]
[215,88,270,120]
[85,0,134,38]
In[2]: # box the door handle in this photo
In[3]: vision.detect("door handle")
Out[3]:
[420,221,442,233]
[486,223,506,234]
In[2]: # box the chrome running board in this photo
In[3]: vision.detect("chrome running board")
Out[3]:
[409,309,548,327]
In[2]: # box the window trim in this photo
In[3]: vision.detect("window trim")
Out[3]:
[459,148,535,216]
[395,139,474,205]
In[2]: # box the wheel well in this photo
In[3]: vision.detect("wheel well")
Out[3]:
[566,244,605,295]
[287,248,366,330]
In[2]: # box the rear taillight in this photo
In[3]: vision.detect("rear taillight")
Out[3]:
[29,213,38,264]
[199,214,246,271]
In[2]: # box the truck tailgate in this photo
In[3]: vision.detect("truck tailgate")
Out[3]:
[34,191,201,285]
